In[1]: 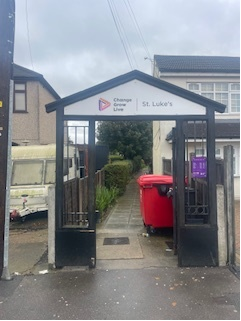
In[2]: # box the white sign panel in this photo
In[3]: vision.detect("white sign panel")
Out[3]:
[64,80,206,116]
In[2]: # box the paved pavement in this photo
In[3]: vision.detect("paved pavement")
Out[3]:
[235,200,240,265]
[0,266,239,320]
[1,172,240,319]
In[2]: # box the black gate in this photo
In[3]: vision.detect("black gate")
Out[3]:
[173,119,218,267]
[55,120,96,268]
[45,70,225,269]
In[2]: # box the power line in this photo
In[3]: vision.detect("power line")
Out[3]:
[25,0,34,70]
[107,0,151,71]
[107,0,134,70]
[107,0,137,70]
[124,0,152,60]
[111,0,139,69]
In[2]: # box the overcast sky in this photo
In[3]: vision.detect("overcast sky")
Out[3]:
[14,0,240,98]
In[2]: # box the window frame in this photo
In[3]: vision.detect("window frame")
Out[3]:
[187,82,240,114]
[14,82,27,113]
[195,148,205,156]
[233,147,240,177]
[11,160,44,185]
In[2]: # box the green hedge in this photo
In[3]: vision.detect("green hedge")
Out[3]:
[104,160,132,195]
[109,154,124,163]
[132,155,142,173]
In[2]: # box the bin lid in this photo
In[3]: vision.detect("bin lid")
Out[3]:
[137,174,173,186]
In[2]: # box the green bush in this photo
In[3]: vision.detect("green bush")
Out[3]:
[132,155,142,173]
[104,161,131,195]
[125,159,134,175]
[96,185,119,215]
[109,154,124,163]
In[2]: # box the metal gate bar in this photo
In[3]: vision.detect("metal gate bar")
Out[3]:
[175,118,218,267]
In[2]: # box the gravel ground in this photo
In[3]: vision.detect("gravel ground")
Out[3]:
[10,211,48,230]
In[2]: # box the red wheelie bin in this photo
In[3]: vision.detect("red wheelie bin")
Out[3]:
[137,175,173,233]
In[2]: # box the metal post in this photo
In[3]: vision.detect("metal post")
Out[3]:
[176,120,185,227]
[207,110,217,227]
[224,145,235,266]
[1,80,14,281]
[0,0,15,278]
[55,107,64,230]
[171,127,177,254]
[88,120,96,229]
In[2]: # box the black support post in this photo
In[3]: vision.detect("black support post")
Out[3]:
[172,127,178,254]
[88,120,96,230]
[207,109,217,227]
[176,120,185,227]
[55,107,64,230]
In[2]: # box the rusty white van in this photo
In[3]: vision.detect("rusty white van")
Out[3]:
[10,144,79,221]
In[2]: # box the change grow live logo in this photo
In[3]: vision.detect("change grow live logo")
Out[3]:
[99,98,111,111]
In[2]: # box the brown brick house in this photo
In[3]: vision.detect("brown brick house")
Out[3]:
[12,64,60,146]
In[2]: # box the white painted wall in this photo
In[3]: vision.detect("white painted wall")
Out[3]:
[152,66,240,200]
[153,120,174,174]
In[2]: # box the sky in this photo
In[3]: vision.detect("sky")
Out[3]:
[14,0,240,99]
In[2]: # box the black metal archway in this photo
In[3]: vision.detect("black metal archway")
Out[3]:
[46,70,226,268]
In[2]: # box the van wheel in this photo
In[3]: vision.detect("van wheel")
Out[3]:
[21,217,26,223]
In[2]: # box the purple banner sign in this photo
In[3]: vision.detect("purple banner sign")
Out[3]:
[192,156,207,178]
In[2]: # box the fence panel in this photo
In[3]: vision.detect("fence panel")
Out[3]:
[63,169,105,227]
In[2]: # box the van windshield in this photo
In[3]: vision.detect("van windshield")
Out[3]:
[12,160,43,185]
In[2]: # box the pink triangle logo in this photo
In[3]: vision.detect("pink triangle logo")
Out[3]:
[99,98,111,111]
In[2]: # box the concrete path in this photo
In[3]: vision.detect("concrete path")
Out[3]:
[96,174,178,270]
[8,228,48,275]
[99,174,143,231]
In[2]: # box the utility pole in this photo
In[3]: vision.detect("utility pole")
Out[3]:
[0,0,15,278]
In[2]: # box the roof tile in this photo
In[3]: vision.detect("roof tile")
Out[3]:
[154,55,240,73]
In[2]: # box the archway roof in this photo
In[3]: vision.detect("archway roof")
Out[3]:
[45,70,226,119]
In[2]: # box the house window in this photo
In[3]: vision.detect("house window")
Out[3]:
[188,83,199,91]
[187,82,240,114]
[233,147,240,176]
[215,93,229,108]
[231,93,240,112]
[215,148,221,158]
[195,148,205,156]
[201,83,214,91]
[14,83,27,112]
